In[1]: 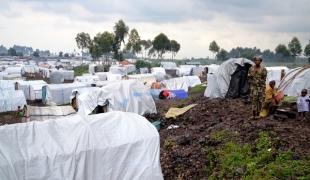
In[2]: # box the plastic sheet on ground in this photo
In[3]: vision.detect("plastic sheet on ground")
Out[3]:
[0,111,163,180]
[0,90,26,112]
[204,58,254,98]
[77,80,157,116]
[165,104,197,118]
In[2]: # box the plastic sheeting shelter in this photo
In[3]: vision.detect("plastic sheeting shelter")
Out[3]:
[0,111,163,180]
[110,65,136,75]
[22,65,39,74]
[4,66,22,75]
[18,80,47,100]
[163,76,201,92]
[206,64,220,74]
[77,80,157,116]
[43,83,89,105]
[161,62,177,70]
[74,75,100,84]
[27,105,76,121]
[278,67,310,97]
[51,70,74,81]
[0,80,16,91]
[2,74,22,80]
[204,58,254,98]
[151,67,166,81]
[177,65,196,76]
[0,90,26,112]
[266,66,290,87]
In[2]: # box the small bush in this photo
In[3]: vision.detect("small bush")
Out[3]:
[74,65,88,76]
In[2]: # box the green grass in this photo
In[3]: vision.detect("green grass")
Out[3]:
[188,84,206,96]
[204,131,310,179]
[73,65,89,76]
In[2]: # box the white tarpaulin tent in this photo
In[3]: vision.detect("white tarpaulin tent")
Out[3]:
[22,65,39,74]
[18,80,47,100]
[43,83,88,105]
[266,66,289,87]
[2,74,22,80]
[177,65,196,76]
[0,111,163,180]
[0,72,8,80]
[51,69,74,80]
[204,58,254,98]
[95,72,109,81]
[206,64,220,74]
[77,80,157,116]
[163,76,201,92]
[278,67,310,96]
[0,80,16,91]
[151,67,166,81]
[161,62,177,70]
[4,66,22,75]
[0,90,26,112]
[110,65,136,75]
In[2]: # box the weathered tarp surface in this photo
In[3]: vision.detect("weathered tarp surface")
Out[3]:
[266,66,289,87]
[18,80,47,100]
[0,111,163,180]
[204,58,254,98]
[77,80,157,116]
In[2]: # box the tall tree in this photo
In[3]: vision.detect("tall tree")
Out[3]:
[126,29,142,56]
[8,48,17,56]
[140,39,152,59]
[89,43,101,61]
[170,40,181,60]
[304,40,310,63]
[209,41,220,59]
[152,33,170,59]
[93,31,115,63]
[75,32,91,62]
[58,51,63,57]
[288,37,302,57]
[216,49,228,61]
[275,44,290,57]
[113,20,129,61]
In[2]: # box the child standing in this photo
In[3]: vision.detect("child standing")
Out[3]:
[297,89,310,120]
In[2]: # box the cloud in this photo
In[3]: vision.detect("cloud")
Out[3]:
[0,0,309,58]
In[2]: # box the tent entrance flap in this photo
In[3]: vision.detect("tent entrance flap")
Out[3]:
[225,63,252,98]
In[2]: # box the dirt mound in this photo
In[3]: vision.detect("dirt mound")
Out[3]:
[155,96,310,179]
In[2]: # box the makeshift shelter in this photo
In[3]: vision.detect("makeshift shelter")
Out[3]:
[0,80,16,91]
[17,80,47,100]
[22,65,39,74]
[0,111,163,180]
[266,66,290,87]
[278,67,310,96]
[206,64,220,74]
[107,73,122,81]
[4,66,22,75]
[177,65,196,76]
[161,62,177,70]
[95,72,108,81]
[77,80,157,116]
[50,71,64,84]
[110,65,136,75]
[204,58,254,98]
[51,70,74,81]
[163,76,201,92]
[0,72,8,80]
[0,90,26,112]
[151,67,166,81]
[43,83,89,105]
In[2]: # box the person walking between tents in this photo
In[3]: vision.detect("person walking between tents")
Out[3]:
[248,57,267,119]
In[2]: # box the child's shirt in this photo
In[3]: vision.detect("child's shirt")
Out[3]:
[297,96,310,112]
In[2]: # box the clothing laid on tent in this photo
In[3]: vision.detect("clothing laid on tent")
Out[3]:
[0,111,163,180]
[204,58,254,98]
[77,80,157,116]
[43,83,89,105]
[278,67,310,97]
[0,90,26,113]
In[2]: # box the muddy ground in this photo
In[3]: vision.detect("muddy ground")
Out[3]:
[152,93,310,179]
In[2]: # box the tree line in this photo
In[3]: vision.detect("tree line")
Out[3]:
[209,37,310,62]
[75,20,181,62]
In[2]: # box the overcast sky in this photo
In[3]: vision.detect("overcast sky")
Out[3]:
[0,0,309,58]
